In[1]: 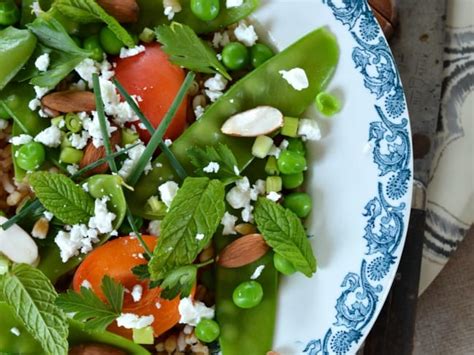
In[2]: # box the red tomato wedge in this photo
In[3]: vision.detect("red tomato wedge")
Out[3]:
[114,44,188,142]
[73,236,186,339]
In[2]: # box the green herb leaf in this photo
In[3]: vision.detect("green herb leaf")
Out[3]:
[254,198,317,277]
[188,143,240,184]
[155,23,231,80]
[160,265,197,300]
[56,276,124,331]
[29,171,95,225]
[54,0,135,47]
[0,264,69,355]
[148,177,225,281]
[30,52,84,88]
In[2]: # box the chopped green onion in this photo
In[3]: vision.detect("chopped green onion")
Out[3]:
[266,176,282,193]
[60,147,84,164]
[51,115,65,127]
[121,128,139,146]
[0,256,10,275]
[147,196,167,215]
[65,113,83,133]
[265,156,279,175]
[281,116,299,137]
[126,206,152,257]
[315,92,341,116]
[139,28,155,43]
[132,326,154,344]
[127,72,195,186]
[252,136,273,159]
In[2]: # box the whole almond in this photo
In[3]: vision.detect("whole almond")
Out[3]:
[218,234,270,268]
[79,130,121,176]
[69,343,126,355]
[42,91,96,113]
[97,0,139,23]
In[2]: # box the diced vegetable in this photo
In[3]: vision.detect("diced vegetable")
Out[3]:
[315,91,342,116]
[266,176,282,193]
[281,116,299,137]
[132,326,154,345]
[265,156,279,176]
[251,135,273,158]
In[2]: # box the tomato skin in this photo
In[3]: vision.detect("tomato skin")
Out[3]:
[73,236,184,339]
[114,43,188,142]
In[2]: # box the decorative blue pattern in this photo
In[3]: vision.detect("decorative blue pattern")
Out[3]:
[304,0,412,353]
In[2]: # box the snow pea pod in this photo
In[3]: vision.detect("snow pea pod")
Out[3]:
[38,175,127,283]
[128,28,339,218]
[0,26,37,90]
[131,0,259,34]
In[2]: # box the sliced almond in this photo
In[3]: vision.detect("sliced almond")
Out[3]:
[97,0,139,23]
[69,343,126,355]
[0,216,39,265]
[42,91,96,113]
[79,130,121,176]
[218,233,270,268]
[221,106,284,137]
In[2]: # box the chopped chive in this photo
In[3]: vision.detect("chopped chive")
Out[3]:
[252,136,274,159]
[127,71,195,186]
[1,199,42,231]
[160,143,187,180]
[281,116,299,137]
[127,206,152,257]
[315,92,342,116]
[265,156,279,175]
[266,176,282,193]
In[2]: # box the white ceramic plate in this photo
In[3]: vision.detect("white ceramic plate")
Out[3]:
[252,1,413,354]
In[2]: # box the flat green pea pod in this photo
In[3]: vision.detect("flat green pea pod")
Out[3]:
[131,0,259,34]
[38,175,127,283]
[215,236,278,355]
[0,27,37,90]
[128,28,339,218]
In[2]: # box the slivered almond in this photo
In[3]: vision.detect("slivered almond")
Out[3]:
[218,234,270,268]
[79,130,121,176]
[97,0,139,23]
[42,91,96,113]
[221,106,284,137]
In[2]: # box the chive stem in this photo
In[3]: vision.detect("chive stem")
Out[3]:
[0,101,31,135]
[1,199,42,231]
[127,206,153,257]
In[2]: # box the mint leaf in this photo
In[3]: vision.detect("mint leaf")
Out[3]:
[30,52,84,88]
[0,264,69,355]
[56,276,124,331]
[156,23,231,80]
[160,265,197,300]
[29,171,95,225]
[54,0,135,47]
[188,143,240,184]
[254,198,317,277]
[149,177,225,281]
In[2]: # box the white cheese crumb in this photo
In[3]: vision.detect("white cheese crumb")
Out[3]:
[116,313,154,329]
[164,139,173,147]
[233,165,240,175]
[266,191,281,202]
[212,31,230,48]
[74,59,99,88]
[194,105,205,119]
[66,164,79,175]
[164,6,176,20]
[226,177,266,222]
[10,327,20,336]
[88,197,116,234]
[163,0,182,20]
[195,233,205,241]
[81,280,92,289]
[118,142,152,179]
[279,68,309,91]
[34,53,50,72]
[69,131,90,150]
[28,98,41,112]
[226,0,243,8]
[203,162,220,173]
[204,74,228,91]
[250,265,265,280]
[83,111,117,148]
[131,285,143,302]
[0,119,8,130]
[298,119,321,141]
[220,212,238,235]
[34,125,62,148]
[34,86,49,99]
[55,225,99,262]
[158,181,179,208]
[30,1,42,16]
[119,45,146,59]
[81,183,89,193]
[43,211,54,221]
[148,220,161,236]
[234,21,258,47]
[178,297,215,326]
[205,90,223,102]
[10,134,33,146]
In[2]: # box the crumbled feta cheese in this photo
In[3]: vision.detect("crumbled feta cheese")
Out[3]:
[118,142,152,179]
[266,191,281,202]
[234,21,258,47]
[66,164,79,175]
[203,162,220,173]
[298,118,321,141]
[205,90,223,102]
[178,297,214,326]
[279,68,309,91]
[83,111,117,148]
[158,181,179,208]
[164,6,176,20]
[81,280,92,289]
[148,220,161,236]
[194,105,205,119]
[43,211,54,221]
[35,53,50,72]
[212,31,230,48]
[34,86,49,99]
[226,177,265,222]
[268,145,281,158]
[70,79,87,91]
[116,313,154,329]
[88,197,116,234]
[119,45,146,59]
[220,212,238,235]
[10,327,20,336]
[55,225,99,262]
[233,165,240,175]
[204,74,228,91]
[195,233,205,241]
[99,78,138,126]
[226,0,243,8]
[28,98,41,111]
[75,59,99,88]
[250,265,265,280]
[164,139,173,147]
[30,1,42,16]
[69,131,90,150]
[131,285,143,302]
[10,134,33,146]
[0,119,8,130]
[163,0,182,19]
[34,125,62,148]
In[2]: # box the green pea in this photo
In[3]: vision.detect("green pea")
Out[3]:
[277,150,307,175]
[222,42,249,71]
[99,27,124,55]
[283,192,312,218]
[16,142,45,171]
[286,137,306,156]
[273,253,296,275]
[282,172,304,189]
[250,43,274,68]
[195,319,220,343]
[232,281,263,309]
[83,35,104,62]
[190,0,220,21]
[0,0,19,26]
[60,147,84,165]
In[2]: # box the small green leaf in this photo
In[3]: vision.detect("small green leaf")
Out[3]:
[148,177,225,281]
[160,265,197,300]
[29,171,95,225]
[254,198,317,277]
[30,52,84,88]
[0,264,69,355]
[156,23,231,80]
[101,275,124,314]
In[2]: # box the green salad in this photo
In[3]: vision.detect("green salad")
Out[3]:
[0,0,340,354]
